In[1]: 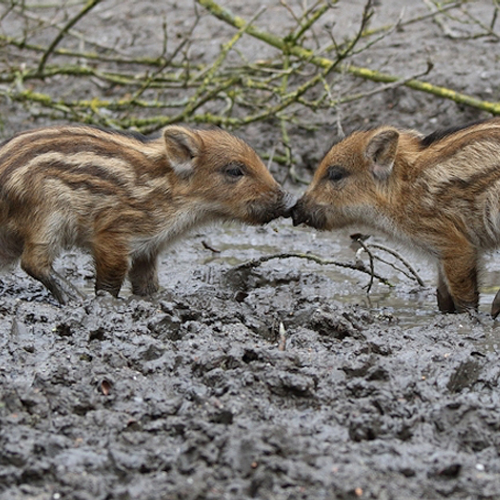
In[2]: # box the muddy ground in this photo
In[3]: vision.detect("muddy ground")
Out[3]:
[1,1,500,499]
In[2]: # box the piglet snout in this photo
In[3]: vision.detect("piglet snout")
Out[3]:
[280,192,298,219]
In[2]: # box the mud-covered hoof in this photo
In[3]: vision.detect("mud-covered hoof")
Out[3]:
[491,289,500,318]
[436,287,456,314]
[50,270,86,305]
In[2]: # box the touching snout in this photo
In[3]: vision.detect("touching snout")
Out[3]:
[281,192,297,219]
[270,190,297,221]
[247,190,297,224]
[291,198,308,226]
[290,196,327,229]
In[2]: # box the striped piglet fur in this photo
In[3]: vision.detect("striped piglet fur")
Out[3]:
[0,125,290,303]
[292,118,500,317]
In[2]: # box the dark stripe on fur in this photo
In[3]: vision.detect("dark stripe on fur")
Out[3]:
[0,132,151,185]
[41,160,130,189]
[420,119,490,148]
[88,125,153,143]
[435,164,500,201]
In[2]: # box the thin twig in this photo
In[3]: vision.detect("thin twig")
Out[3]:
[352,237,375,293]
[291,2,330,44]
[422,0,462,39]
[0,33,203,69]
[337,60,434,107]
[197,0,500,115]
[202,240,221,253]
[365,242,425,286]
[227,252,393,288]
[37,0,104,75]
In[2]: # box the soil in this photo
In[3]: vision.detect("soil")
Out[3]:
[1,1,500,499]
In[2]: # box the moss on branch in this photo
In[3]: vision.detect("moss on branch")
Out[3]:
[196,0,500,115]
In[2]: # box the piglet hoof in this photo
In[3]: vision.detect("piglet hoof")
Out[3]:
[58,289,85,306]
[491,289,500,319]
[454,300,481,325]
[50,270,86,305]
[436,287,456,314]
[466,309,482,326]
[94,289,123,303]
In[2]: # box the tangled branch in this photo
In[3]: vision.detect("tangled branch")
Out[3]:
[225,251,393,292]
[197,0,500,115]
[1,0,498,143]
[224,233,426,295]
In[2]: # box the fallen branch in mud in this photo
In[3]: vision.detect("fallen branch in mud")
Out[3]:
[226,242,426,294]
[360,242,425,287]
[197,0,500,115]
[36,0,104,75]
[226,252,393,290]
[349,233,425,288]
[2,0,498,139]
[423,0,500,40]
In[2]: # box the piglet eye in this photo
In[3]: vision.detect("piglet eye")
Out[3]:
[223,162,245,179]
[327,165,348,182]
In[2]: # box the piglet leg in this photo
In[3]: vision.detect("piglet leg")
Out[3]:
[129,253,159,296]
[92,235,129,298]
[440,247,479,314]
[436,267,456,313]
[21,242,83,304]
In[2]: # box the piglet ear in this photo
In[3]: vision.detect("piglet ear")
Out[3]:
[163,126,203,177]
[365,129,399,181]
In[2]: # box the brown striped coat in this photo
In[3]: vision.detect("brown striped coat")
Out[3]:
[0,125,290,303]
[291,118,500,317]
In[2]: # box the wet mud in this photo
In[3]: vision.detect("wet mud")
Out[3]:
[2,1,500,499]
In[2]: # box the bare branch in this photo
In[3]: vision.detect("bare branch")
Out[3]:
[197,0,500,115]
[225,252,394,289]
[37,0,104,74]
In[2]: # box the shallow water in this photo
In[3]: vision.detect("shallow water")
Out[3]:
[66,219,500,344]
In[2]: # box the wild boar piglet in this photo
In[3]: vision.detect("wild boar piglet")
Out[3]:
[0,125,292,303]
[292,118,500,317]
